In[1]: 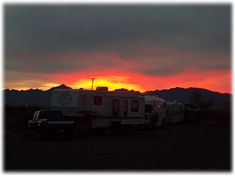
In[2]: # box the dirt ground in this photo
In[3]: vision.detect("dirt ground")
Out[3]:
[4,118,231,171]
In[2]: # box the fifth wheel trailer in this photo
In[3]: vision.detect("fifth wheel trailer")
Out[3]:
[51,87,146,130]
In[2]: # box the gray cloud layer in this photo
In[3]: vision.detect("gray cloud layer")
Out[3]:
[4,4,231,76]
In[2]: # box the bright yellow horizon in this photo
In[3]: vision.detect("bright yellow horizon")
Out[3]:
[71,76,145,92]
[4,77,145,92]
[4,70,231,94]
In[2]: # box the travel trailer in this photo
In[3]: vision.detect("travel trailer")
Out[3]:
[51,87,145,130]
[144,95,167,127]
[166,101,185,124]
[184,103,201,122]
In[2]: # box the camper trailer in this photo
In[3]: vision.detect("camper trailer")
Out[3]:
[144,95,167,127]
[166,101,185,124]
[51,87,145,130]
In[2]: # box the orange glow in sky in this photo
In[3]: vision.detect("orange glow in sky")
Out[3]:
[4,6,231,95]
[4,69,231,94]
[71,76,145,92]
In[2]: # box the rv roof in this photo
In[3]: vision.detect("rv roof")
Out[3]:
[53,88,142,97]
[145,95,166,104]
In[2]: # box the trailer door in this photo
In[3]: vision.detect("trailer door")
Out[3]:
[123,100,128,117]
[113,99,120,117]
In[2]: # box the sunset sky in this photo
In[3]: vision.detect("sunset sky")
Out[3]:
[4,5,231,93]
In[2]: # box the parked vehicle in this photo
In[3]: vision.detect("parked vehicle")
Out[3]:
[50,87,145,130]
[184,103,202,122]
[28,110,75,138]
[166,101,185,124]
[144,95,167,127]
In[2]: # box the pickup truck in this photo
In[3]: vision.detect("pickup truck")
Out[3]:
[28,110,75,138]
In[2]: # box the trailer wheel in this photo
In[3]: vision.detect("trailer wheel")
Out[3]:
[162,118,168,127]
[111,121,124,134]
[65,129,75,139]
[139,124,145,130]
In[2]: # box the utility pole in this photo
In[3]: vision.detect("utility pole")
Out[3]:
[91,78,96,90]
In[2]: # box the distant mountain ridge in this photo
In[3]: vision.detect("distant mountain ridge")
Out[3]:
[144,87,231,110]
[4,84,231,110]
[4,84,71,107]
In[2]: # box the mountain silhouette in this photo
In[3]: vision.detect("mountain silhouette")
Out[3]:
[4,84,71,107]
[4,85,231,111]
[144,87,231,111]
[46,84,71,92]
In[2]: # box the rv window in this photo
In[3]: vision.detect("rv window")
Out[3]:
[94,96,102,105]
[131,100,139,112]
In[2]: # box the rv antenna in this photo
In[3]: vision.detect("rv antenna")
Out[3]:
[91,78,96,90]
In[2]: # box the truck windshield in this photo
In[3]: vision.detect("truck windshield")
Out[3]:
[38,111,63,121]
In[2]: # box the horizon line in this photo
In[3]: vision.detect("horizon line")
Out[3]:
[3,84,231,95]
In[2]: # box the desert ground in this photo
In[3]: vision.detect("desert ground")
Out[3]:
[4,108,231,171]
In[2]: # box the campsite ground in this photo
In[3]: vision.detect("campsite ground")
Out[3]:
[4,115,231,171]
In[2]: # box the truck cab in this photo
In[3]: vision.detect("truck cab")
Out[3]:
[28,110,75,138]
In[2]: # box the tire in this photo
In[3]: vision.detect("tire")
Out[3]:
[37,129,47,139]
[139,124,145,130]
[161,118,168,127]
[65,129,75,139]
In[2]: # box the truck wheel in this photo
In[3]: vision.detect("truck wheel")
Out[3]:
[28,129,37,139]
[37,130,46,139]
[27,130,33,139]
[36,131,42,139]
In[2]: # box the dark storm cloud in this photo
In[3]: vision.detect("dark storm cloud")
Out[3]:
[4,4,231,75]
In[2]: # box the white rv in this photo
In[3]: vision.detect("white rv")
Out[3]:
[144,95,167,127]
[51,87,145,129]
[166,101,185,124]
